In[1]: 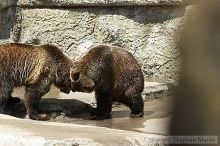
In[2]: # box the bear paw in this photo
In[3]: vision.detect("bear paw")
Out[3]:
[26,113,51,121]
[130,112,144,118]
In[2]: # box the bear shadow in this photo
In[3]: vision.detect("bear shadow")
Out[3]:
[3,98,148,120]
[3,98,94,119]
[3,98,154,121]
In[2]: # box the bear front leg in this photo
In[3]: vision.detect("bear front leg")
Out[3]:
[24,80,51,121]
[93,91,112,120]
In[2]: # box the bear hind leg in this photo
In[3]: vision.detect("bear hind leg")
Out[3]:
[118,94,144,118]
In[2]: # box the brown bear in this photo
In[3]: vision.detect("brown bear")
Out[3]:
[0,43,74,120]
[70,45,144,120]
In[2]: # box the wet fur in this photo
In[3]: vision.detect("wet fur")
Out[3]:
[0,43,73,120]
[71,45,144,119]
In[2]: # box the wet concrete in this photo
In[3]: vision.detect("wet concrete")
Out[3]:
[8,86,172,136]
[0,85,173,145]
[0,114,169,146]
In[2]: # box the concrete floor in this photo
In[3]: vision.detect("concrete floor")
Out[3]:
[0,84,172,146]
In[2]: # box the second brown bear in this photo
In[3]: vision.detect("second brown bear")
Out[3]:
[0,43,74,120]
[70,45,144,120]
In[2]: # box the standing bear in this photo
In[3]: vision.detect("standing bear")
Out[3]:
[70,45,144,120]
[0,43,74,120]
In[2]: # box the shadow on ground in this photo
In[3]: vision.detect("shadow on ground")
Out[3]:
[4,98,155,120]
[2,87,172,135]
[4,98,96,119]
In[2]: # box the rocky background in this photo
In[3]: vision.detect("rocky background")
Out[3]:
[0,0,190,81]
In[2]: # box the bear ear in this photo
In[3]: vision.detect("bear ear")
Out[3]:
[59,47,64,52]
[70,69,80,82]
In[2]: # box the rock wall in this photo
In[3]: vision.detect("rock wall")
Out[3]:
[0,0,189,81]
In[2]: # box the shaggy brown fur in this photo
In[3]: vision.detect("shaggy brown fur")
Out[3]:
[70,45,144,120]
[0,43,74,120]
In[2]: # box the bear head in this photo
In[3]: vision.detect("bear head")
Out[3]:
[70,67,95,93]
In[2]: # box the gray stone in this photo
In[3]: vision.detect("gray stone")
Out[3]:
[0,0,17,40]
[0,114,169,146]
[0,0,193,80]
[143,81,173,94]
[0,0,16,10]
[17,0,188,7]
[143,81,177,99]
[18,6,186,80]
